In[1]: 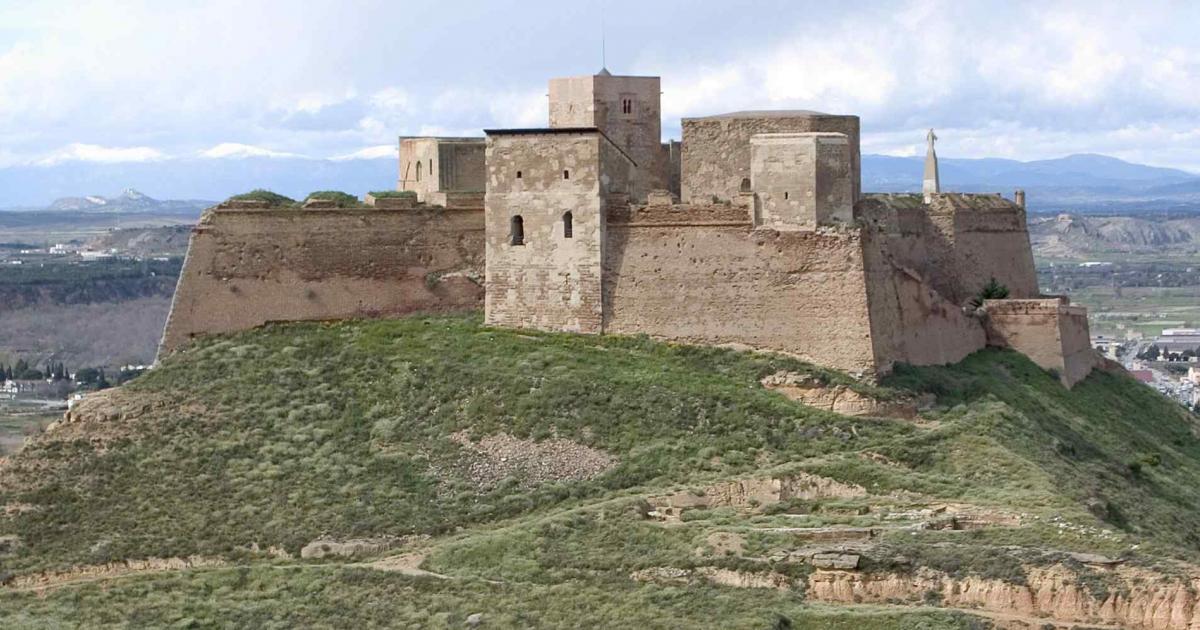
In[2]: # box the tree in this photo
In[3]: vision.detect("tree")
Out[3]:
[971,277,1010,308]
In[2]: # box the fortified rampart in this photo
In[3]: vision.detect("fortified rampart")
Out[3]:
[159,199,484,354]
[982,298,1100,387]
[602,203,880,376]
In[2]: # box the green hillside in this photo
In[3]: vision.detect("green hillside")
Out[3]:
[1,314,1197,628]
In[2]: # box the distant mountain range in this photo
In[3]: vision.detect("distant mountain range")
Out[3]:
[44,188,213,214]
[0,157,397,209]
[861,153,1200,212]
[1,152,1197,214]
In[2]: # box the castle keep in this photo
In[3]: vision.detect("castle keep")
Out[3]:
[161,70,1099,386]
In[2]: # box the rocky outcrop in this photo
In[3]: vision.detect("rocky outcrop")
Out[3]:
[806,565,1200,630]
[761,371,925,418]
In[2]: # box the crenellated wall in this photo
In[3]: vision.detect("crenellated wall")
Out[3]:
[158,202,484,355]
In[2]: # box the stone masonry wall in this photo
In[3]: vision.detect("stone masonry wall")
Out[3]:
[857,193,1039,305]
[159,205,484,354]
[602,206,881,377]
[982,298,1099,387]
[859,228,988,373]
[682,113,861,204]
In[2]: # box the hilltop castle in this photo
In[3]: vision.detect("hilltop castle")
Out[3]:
[160,70,1099,386]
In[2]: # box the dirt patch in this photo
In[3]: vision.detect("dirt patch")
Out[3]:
[300,534,428,560]
[440,431,617,491]
[2,556,227,592]
[648,473,867,521]
[761,371,930,419]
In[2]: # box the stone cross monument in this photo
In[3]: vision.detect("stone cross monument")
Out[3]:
[923,128,940,203]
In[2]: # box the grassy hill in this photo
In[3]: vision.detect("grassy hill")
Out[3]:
[1,314,1197,628]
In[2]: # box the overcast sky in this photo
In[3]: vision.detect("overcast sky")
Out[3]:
[1,0,1198,171]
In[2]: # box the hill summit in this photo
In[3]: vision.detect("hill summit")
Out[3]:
[2,316,1199,628]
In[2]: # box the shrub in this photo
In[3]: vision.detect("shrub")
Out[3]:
[227,190,296,206]
[970,277,1010,308]
[368,190,418,199]
[305,191,362,208]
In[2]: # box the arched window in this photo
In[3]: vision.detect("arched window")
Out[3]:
[510,215,525,246]
[562,211,573,238]
[415,161,422,182]
[516,170,522,179]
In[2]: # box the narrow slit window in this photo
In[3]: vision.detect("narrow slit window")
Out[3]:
[416,161,422,182]
[510,215,525,246]
[784,191,789,200]
[562,211,573,238]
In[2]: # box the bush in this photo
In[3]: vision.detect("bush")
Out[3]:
[368,190,418,199]
[227,190,296,206]
[305,191,362,208]
[970,277,1010,308]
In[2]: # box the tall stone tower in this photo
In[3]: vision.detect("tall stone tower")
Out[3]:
[923,128,940,203]
[548,70,665,200]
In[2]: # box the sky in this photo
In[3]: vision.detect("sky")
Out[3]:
[0,0,1198,172]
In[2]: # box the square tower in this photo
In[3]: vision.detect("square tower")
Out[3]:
[482,128,635,334]
[398,137,485,205]
[548,71,664,199]
[750,133,853,230]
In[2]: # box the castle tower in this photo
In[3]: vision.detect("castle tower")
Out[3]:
[923,128,940,203]
[750,133,853,230]
[548,70,665,200]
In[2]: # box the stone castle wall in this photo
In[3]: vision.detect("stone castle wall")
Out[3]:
[159,204,484,354]
[602,203,881,377]
[983,298,1099,388]
[858,193,1039,304]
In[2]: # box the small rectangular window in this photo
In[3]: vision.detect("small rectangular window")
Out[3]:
[563,170,570,180]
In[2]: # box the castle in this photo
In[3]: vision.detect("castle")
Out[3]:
[160,70,1099,386]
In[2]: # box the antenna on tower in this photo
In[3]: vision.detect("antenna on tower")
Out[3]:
[600,0,607,71]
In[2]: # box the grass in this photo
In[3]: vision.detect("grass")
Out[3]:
[368,190,418,199]
[0,314,911,572]
[305,191,362,208]
[0,313,1197,626]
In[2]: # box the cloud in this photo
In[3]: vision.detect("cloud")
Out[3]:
[199,143,307,159]
[36,143,166,166]
[1,0,1198,172]
[330,145,395,161]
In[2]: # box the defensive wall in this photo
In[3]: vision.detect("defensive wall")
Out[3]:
[982,298,1099,387]
[158,198,484,354]
[858,193,1040,304]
